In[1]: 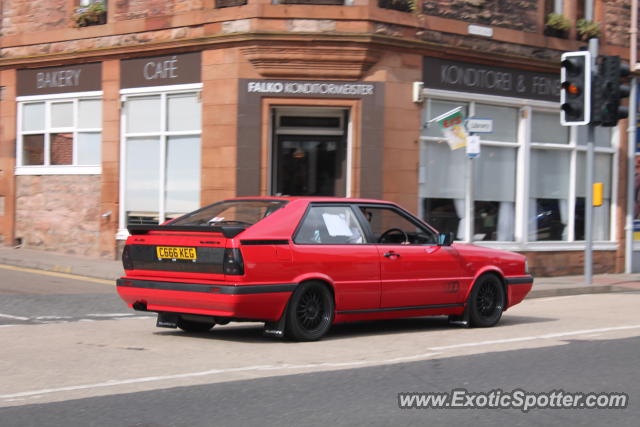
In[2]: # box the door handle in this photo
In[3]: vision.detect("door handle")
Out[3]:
[384,251,400,258]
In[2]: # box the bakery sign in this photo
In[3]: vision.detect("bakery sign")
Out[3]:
[121,52,201,89]
[17,63,102,96]
[423,57,560,102]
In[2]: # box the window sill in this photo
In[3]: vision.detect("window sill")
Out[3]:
[15,166,101,175]
[472,241,618,252]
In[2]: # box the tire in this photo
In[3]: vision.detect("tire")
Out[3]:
[285,281,335,341]
[177,318,215,333]
[468,274,505,327]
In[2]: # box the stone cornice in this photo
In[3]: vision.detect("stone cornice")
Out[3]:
[0,31,568,74]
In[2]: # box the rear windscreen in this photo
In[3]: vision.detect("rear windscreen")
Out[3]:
[170,200,287,227]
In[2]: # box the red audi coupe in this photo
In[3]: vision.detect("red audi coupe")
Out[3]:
[117,197,533,341]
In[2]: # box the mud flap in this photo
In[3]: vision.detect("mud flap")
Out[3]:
[263,309,287,339]
[448,303,471,328]
[156,312,179,328]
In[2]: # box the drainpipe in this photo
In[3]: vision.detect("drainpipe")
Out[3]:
[626,1,639,272]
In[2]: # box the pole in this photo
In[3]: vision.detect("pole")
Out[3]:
[466,138,475,243]
[626,78,637,273]
[584,38,599,284]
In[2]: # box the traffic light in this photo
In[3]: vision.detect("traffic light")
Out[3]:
[560,51,591,126]
[598,55,630,127]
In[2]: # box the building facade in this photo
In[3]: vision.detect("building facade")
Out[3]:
[0,0,636,276]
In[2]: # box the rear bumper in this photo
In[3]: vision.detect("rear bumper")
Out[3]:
[505,275,534,308]
[116,278,295,321]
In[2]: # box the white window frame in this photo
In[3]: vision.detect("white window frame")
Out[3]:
[420,88,618,252]
[117,83,203,240]
[16,91,103,175]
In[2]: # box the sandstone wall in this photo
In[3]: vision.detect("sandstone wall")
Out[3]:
[15,175,101,257]
[422,0,539,32]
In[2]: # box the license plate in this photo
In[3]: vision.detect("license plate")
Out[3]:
[156,246,197,261]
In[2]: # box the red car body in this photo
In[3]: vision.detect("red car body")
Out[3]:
[116,197,533,340]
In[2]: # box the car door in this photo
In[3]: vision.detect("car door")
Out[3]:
[356,204,466,309]
[292,204,381,312]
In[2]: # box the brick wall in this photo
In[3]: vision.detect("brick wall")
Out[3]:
[15,175,101,257]
[523,250,617,276]
[602,0,632,47]
[1,0,70,36]
[422,0,539,32]
[113,0,205,21]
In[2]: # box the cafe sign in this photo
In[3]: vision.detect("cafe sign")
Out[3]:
[423,57,560,102]
[121,52,201,89]
[17,63,102,96]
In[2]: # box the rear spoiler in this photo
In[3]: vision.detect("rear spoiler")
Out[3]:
[127,224,246,238]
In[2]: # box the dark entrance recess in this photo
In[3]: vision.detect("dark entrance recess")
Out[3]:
[273,135,346,197]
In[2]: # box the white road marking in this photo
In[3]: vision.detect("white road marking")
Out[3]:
[0,313,29,321]
[0,353,438,400]
[85,313,135,318]
[428,324,640,351]
[3,323,640,401]
[35,316,73,320]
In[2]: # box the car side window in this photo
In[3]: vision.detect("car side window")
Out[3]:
[295,206,366,245]
[358,206,437,245]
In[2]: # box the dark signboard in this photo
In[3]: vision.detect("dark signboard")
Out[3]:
[17,63,102,96]
[243,80,377,97]
[121,52,201,89]
[423,57,560,102]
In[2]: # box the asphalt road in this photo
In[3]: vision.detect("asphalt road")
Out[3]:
[1,335,637,427]
[0,265,639,426]
[0,266,150,325]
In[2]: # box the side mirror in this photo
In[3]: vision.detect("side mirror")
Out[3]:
[438,232,454,246]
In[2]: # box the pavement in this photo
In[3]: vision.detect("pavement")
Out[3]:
[0,245,638,299]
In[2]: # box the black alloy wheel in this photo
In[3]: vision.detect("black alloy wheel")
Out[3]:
[468,274,505,327]
[286,281,334,341]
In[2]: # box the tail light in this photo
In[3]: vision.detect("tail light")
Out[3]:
[122,246,134,270]
[223,248,244,275]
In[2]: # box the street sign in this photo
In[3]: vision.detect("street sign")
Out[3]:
[466,135,481,158]
[466,118,493,133]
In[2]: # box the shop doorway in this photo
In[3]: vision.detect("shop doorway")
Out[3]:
[271,108,348,197]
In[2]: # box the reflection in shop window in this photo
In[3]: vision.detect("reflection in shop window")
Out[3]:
[22,135,45,166]
[529,149,570,241]
[50,133,73,165]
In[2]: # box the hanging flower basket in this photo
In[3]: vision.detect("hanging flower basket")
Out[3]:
[72,2,107,28]
[576,19,601,41]
[544,13,570,39]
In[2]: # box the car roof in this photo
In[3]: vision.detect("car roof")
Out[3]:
[226,196,397,205]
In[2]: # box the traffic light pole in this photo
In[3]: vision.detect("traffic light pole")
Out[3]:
[584,38,599,285]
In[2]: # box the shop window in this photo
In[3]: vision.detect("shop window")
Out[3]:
[423,198,461,239]
[473,145,517,241]
[575,152,612,240]
[529,149,570,241]
[475,104,518,143]
[421,99,516,242]
[123,92,201,225]
[532,111,570,144]
[576,126,612,148]
[18,98,102,170]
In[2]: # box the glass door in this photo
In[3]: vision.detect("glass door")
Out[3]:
[274,135,346,197]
